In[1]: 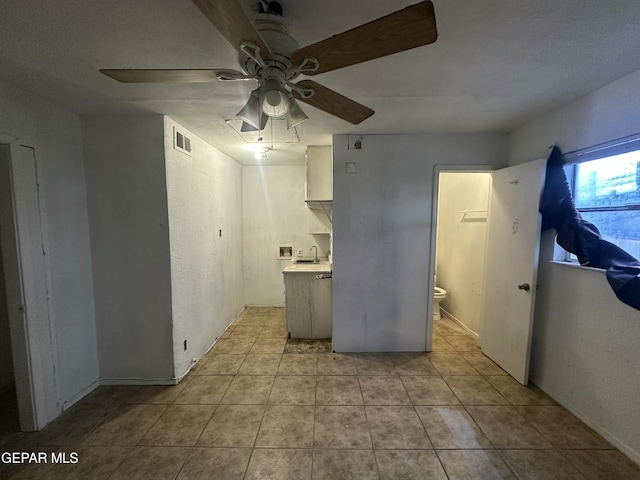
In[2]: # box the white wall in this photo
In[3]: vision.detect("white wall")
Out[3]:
[164,118,244,378]
[436,172,492,334]
[0,81,98,420]
[508,68,640,463]
[83,115,174,383]
[332,134,508,352]
[243,165,329,306]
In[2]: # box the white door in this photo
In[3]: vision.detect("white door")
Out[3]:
[0,143,55,430]
[481,158,547,385]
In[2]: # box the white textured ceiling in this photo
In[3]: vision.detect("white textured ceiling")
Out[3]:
[1,0,640,165]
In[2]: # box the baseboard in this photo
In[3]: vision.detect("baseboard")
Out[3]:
[529,373,640,466]
[173,306,246,381]
[244,304,285,308]
[440,308,479,337]
[99,377,180,386]
[86,309,251,391]
[61,379,99,411]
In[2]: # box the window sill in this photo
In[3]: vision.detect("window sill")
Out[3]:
[550,260,606,273]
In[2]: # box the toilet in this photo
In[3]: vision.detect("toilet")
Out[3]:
[433,286,447,320]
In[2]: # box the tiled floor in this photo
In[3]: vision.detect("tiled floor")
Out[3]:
[1,307,639,479]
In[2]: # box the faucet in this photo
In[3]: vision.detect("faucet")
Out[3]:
[310,246,319,264]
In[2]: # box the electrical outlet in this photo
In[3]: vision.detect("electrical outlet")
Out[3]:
[297,248,303,257]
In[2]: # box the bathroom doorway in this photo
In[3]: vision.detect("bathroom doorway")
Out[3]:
[427,158,547,385]
[428,160,546,385]
[432,170,493,339]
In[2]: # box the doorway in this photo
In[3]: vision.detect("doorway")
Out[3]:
[427,160,547,385]
[431,169,493,341]
[425,165,504,351]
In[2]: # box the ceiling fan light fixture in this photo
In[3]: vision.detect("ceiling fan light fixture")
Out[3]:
[236,89,262,128]
[240,121,258,132]
[260,78,289,118]
[240,113,268,132]
[285,97,308,129]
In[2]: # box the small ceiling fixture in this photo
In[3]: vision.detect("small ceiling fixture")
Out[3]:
[245,140,271,161]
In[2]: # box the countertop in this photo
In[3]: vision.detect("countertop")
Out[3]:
[282,258,332,274]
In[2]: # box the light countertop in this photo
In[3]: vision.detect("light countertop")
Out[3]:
[282,258,332,274]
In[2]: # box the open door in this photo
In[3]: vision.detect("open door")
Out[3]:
[0,142,56,430]
[481,158,547,385]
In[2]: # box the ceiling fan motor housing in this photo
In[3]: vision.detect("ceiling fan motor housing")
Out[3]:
[238,13,299,76]
[237,12,302,119]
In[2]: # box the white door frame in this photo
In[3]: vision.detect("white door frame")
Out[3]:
[0,135,56,431]
[426,163,503,351]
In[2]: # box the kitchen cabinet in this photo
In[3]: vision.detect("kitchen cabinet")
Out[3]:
[283,263,332,338]
[306,145,332,234]
[306,145,332,201]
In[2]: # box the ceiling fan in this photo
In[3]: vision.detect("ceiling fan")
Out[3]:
[100,0,437,130]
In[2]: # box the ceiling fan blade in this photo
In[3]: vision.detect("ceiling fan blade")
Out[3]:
[291,1,437,76]
[99,69,248,83]
[190,0,272,56]
[293,80,374,125]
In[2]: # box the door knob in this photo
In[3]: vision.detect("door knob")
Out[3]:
[518,283,530,291]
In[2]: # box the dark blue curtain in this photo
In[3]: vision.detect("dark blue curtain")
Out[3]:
[540,146,640,310]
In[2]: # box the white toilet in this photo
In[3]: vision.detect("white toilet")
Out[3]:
[433,286,447,320]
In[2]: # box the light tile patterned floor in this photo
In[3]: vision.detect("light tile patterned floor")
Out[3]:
[1,307,639,479]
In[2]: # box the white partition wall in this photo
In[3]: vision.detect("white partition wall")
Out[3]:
[164,117,245,378]
[83,115,175,383]
[331,134,507,352]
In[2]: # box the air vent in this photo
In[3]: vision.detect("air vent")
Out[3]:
[173,127,192,156]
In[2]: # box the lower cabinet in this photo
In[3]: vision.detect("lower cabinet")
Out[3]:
[284,272,332,338]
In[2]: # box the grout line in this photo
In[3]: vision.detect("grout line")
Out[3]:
[6,309,628,478]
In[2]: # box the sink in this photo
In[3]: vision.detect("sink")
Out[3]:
[295,258,317,264]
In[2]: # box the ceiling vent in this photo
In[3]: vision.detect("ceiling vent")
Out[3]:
[173,127,192,156]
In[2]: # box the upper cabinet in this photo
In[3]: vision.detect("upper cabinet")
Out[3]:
[305,146,332,235]
[306,146,332,201]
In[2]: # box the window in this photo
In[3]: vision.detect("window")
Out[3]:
[572,148,640,260]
